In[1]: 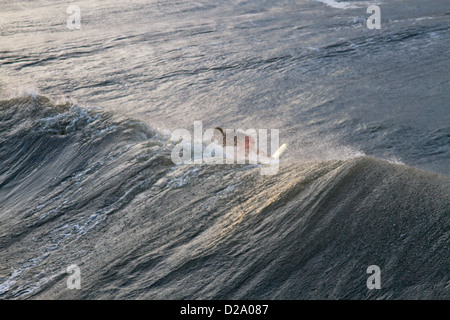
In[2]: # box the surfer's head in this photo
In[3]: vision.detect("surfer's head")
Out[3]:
[215,127,250,147]
[215,127,227,146]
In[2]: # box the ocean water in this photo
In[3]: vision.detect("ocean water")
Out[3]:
[0,0,449,299]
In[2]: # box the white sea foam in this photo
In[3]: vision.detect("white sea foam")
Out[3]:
[316,0,372,9]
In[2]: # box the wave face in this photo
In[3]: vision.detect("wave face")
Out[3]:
[0,96,448,299]
[2,0,449,176]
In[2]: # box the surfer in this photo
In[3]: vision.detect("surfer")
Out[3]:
[214,127,267,158]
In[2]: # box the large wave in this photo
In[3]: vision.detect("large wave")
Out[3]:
[0,96,448,299]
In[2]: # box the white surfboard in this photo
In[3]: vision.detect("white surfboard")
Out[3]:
[271,143,288,159]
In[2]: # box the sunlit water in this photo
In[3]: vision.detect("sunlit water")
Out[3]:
[0,0,449,299]
[1,0,448,174]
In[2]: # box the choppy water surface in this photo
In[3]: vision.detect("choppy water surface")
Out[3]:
[0,0,449,299]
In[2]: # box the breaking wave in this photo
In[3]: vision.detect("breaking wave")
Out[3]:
[0,96,448,299]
